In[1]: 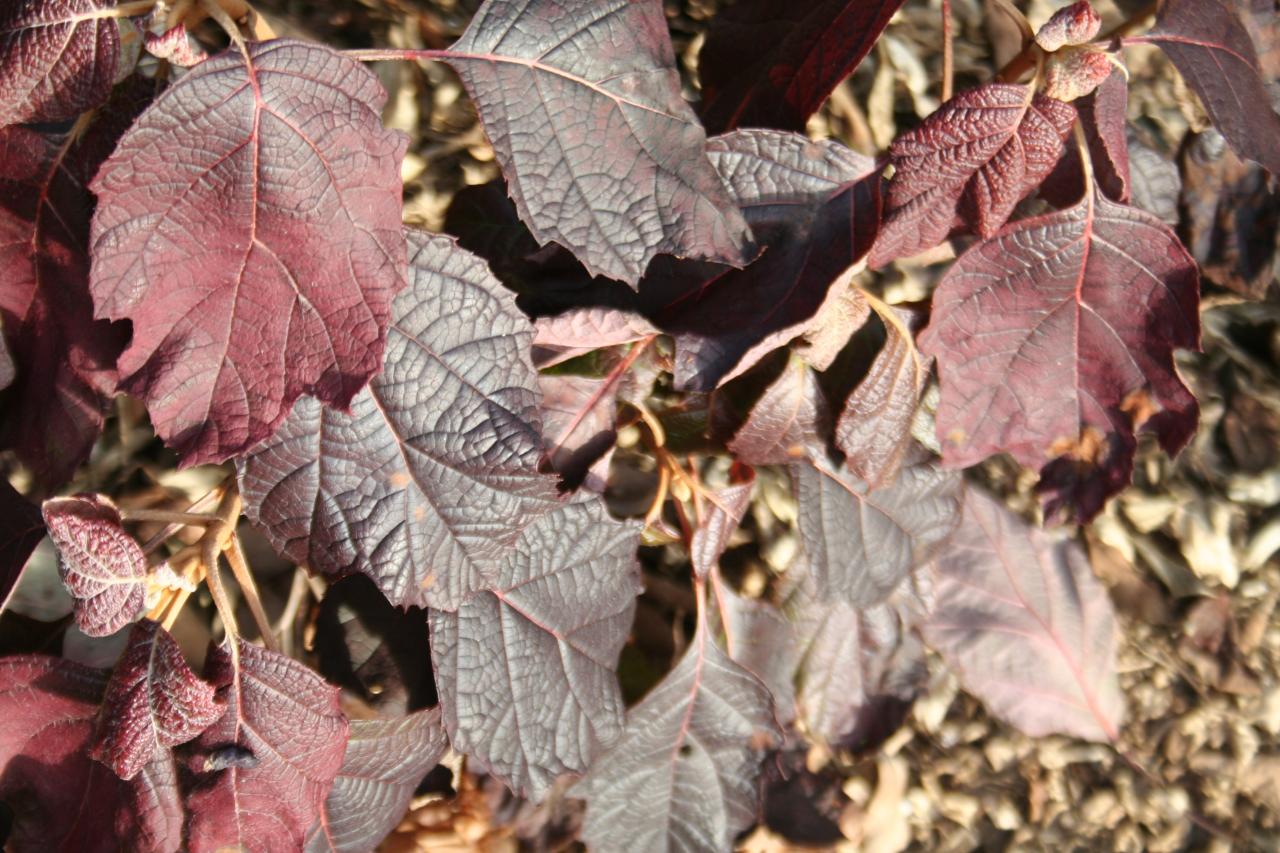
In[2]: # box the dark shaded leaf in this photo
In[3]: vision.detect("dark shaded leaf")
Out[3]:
[1127,131,1181,225]
[728,355,832,465]
[0,655,183,852]
[791,456,960,606]
[88,619,222,780]
[42,493,146,637]
[576,615,779,852]
[690,465,755,580]
[0,318,12,391]
[1146,0,1280,173]
[239,231,559,611]
[0,0,123,125]
[90,40,408,464]
[430,496,641,798]
[919,189,1200,521]
[921,489,1124,742]
[870,85,1076,266]
[698,0,906,133]
[185,640,349,853]
[305,707,449,853]
[1041,69,1130,206]
[443,0,754,284]
[0,479,44,614]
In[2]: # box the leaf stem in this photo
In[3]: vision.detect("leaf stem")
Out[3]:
[139,481,227,556]
[223,534,278,652]
[121,508,220,526]
[344,48,452,63]
[941,0,954,102]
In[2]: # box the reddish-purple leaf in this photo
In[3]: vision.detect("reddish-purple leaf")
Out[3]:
[869,85,1076,266]
[835,304,929,488]
[922,489,1124,742]
[532,307,657,369]
[430,496,641,798]
[1146,0,1280,174]
[185,640,349,853]
[1043,69,1130,206]
[791,456,960,606]
[729,355,832,465]
[88,619,222,780]
[0,655,183,852]
[42,493,147,637]
[1034,1,1102,52]
[89,40,408,464]
[305,708,449,853]
[0,479,44,614]
[0,0,124,126]
[539,372,621,492]
[239,232,559,611]
[143,24,207,68]
[698,0,907,133]
[575,616,779,851]
[1042,47,1114,102]
[690,466,755,580]
[0,318,12,390]
[657,129,880,391]
[443,0,754,284]
[919,189,1200,521]
[719,588,798,725]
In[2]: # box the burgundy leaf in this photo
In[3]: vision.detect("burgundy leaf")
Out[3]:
[305,708,449,853]
[1146,0,1280,173]
[575,616,779,851]
[690,465,755,580]
[0,479,44,613]
[1034,1,1102,52]
[443,0,754,284]
[658,129,880,391]
[835,304,929,488]
[791,456,961,606]
[919,189,1200,521]
[729,355,833,465]
[90,40,408,464]
[430,496,641,798]
[698,0,907,133]
[239,231,559,611]
[185,640,349,853]
[0,0,123,125]
[1042,69,1130,206]
[539,372,621,492]
[532,307,657,369]
[720,588,798,724]
[921,489,1124,742]
[0,656,183,852]
[42,493,146,637]
[869,85,1076,266]
[89,619,222,780]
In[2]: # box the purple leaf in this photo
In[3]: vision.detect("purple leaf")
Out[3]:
[0,479,44,614]
[575,616,779,851]
[0,0,124,125]
[539,372,622,492]
[239,231,559,611]
[42,493,147,637]
[532,307,657,369]
[729,355,833,465]
[690,465,755,580]
[0,317,12,390]
[921,489,1124,742]
[185,640,349,853]
[430,496,641,798]
[1146,0,1280,173]
[0,655,183,852]
[791,456,961,606]
[719,588,798,725]
[443,0,754,284]
[305,707,449,853]
[919,190,1200,521]
[1041,69,1130,206]
[88,619,222,780]
[658,129,880,391]
[698,0,907,133]
[89,40,408,464]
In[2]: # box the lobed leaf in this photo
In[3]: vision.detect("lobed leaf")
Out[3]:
[184,640,349,853]
[443,0,754,284]
[698,0,907,133]
[239,231,559,611]
[42,493,147,637]
[919,189,1200,521]
[0,479,44,614]
[430,496,641,798]
[921,489,1124,742]
[90,40,408,464]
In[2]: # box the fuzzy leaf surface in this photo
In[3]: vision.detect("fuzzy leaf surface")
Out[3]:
[239,232,558,611]
[430,496,641,798]
[791,457,960,606]
[305,708,449,853]
[185,640,349,853]
[922,489,1124,742]
[42,494,146,636]
[443,0,754,283]
[88,619,222,780]
[698,0,906,133]
[0,0,122,125]
[870,85,1075,266]
[729,355,833,465]
[1147,0,1280,173]
[0,479,44,613]
[919,191,1200,521]
[90,40,407,464]
[576,620,779,852]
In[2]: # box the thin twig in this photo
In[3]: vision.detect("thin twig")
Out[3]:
[121,508,219,527]
[941,0,954,101]
[223,534,278,652]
